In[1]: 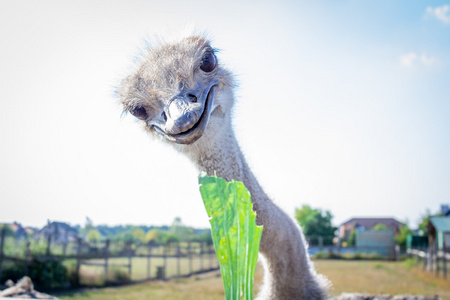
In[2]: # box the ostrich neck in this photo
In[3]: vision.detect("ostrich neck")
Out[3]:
[192,131,260,193]
[186,129,326,299]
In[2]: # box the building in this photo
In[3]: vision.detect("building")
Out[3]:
[0,222,29,240]
[428,217,450,252]
[23,226,37,236]
[35,221,79,244]
[440,204,450,217]
[339,217,403,239]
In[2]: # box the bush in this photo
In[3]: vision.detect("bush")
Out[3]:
[312,252,342,259]
[0,260,27,283]
[341,252,383,260]
[0,258,78,290]
[28,239,48,255]
[27,259,68,290]
[312,251,384,260]
[108,267,130,282]
[63,259,79,287]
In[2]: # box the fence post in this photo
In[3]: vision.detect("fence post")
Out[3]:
[24,239,31,275]
[62,242,68,257]
[443,243,447,279]
[76,237,82,285]
[156,266,165,280]
[163,243,167,275]
[177,242,181,277]
[0,227,6,283]
[147,244,151,279]
[104,239,110,282]
[46,233,52,256]
[128,242,132,280]
[436,248,440,276]
[432,246,436,273]
[427,246,432,272]
[63,229,69,256]
[188,242,192,275]
[200,242,204,271]
[423,246,428,270]
[209,243,213,269]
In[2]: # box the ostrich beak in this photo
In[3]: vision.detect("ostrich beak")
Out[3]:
[151,79,219,144]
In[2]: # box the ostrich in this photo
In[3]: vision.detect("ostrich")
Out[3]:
[118,34,329,299]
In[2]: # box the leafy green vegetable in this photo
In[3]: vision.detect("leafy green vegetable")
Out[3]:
[199,173,263,300]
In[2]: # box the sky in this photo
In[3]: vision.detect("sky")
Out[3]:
[0,0,449,230]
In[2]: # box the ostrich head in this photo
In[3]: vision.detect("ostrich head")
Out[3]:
[118,35,235,147]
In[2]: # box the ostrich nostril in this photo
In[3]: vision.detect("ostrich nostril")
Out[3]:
[188,94,197,103]
[162,111,167,122]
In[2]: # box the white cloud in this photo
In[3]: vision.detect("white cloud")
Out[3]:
[420,53,436,66]
[426,5,450,24]
[400,52,417,67]
[399,52,436,68]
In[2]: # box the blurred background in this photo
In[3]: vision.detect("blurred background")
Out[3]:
[0,0,449,231]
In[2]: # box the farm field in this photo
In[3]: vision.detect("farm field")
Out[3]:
[315,260,449,298]
[78,255,218,285]
[59,260,450,300]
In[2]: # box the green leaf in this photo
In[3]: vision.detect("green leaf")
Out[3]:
[199,173,263,300]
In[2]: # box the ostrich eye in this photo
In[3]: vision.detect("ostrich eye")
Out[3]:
[200,52,217,73]
[130,105,148,120]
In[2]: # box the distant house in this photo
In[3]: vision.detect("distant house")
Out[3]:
[23,226,37,236]
[440,204,450,217]
[35,221,79,244]
[339,217,403,239]
[0,222,28,240]
[428,217,450,252]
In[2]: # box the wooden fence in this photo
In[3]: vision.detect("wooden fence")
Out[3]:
[0,228,219,287]
[407,246,449,279]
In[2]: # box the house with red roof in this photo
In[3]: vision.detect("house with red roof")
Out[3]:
[339,217,403,239]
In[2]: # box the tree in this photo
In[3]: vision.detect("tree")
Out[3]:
[86,229,101,243]
[145,229,179,244]
[418,209,432,235]
[85,217,94,231]
[417,208,444,236]
[162,233,180,243]
[132,228,146,243]
[395,224,413,249]
[116,231,134,243]
[80,216,95,237]
[145,229,160,243]
[294,205,337,244]
[347,229,356,246]
[373,223,389,231]
[0,224,14,237]
[190,230,213,243]
[170,217,194,241]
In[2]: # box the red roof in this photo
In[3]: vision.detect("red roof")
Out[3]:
[341,217,403,230]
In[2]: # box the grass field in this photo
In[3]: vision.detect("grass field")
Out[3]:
[59,259,450,300]
[78,255,219,285]
[315,260,449,298]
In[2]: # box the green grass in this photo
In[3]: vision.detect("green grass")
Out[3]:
[58,260,450,300]
[313,251,384,260]
[315,259,450,298]
[59,274,227,300]
[78,255,219,285]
